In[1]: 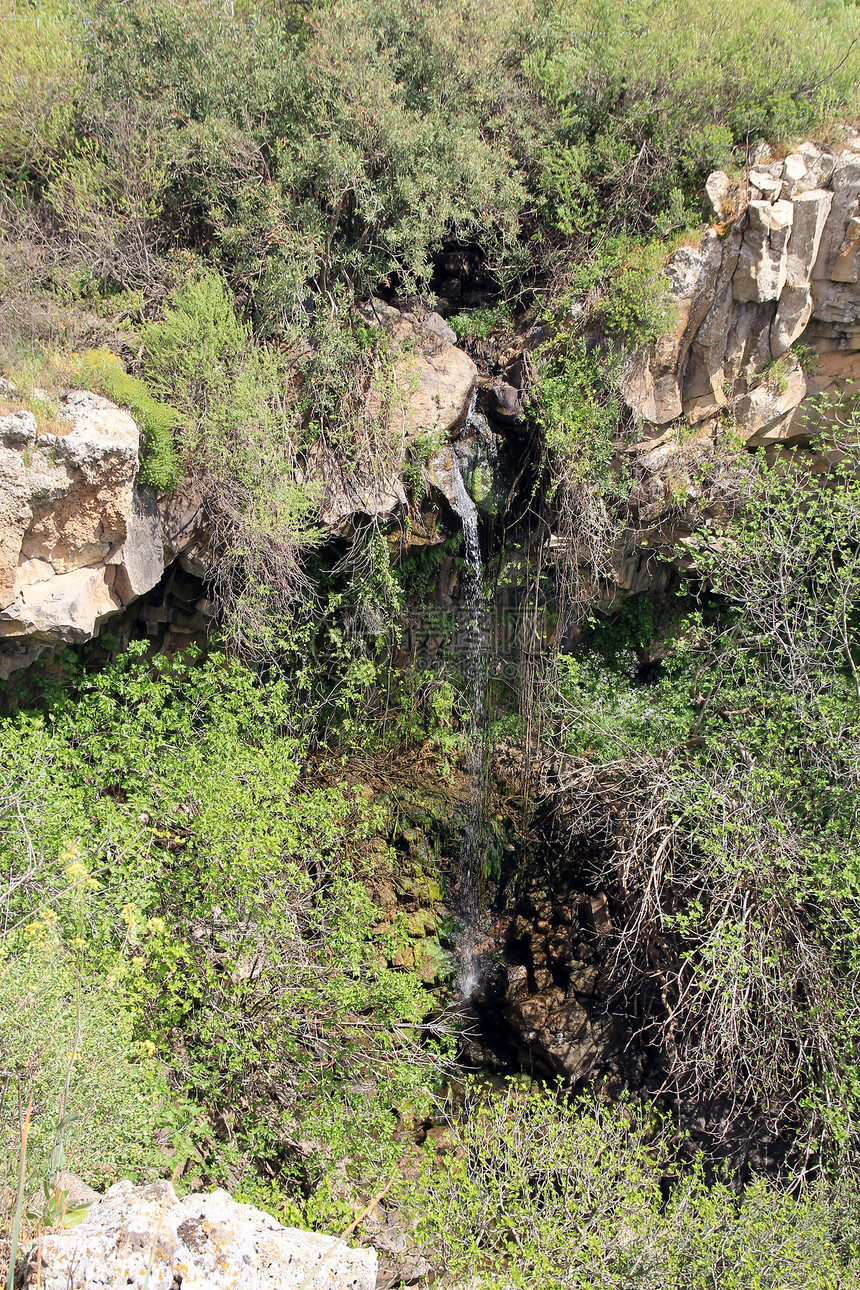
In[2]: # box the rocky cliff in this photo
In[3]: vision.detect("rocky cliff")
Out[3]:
[1,141,858,674]
[622,141,859,438]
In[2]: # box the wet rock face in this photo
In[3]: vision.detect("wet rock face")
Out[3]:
[20,1180,377,1290]
[483,882,634,1087]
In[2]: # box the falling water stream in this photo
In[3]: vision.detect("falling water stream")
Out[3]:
[446,453,491,998]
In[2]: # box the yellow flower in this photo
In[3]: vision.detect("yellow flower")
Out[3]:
[131,955,146,968]
[146,917,166,935]
[66,861,88,884]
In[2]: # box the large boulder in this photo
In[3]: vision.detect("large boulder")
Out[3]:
[20,1180,377,1290]
[0,392,164,676]
[308,304,477,530]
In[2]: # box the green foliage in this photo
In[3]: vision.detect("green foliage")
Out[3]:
[141,272,321,650]
[0,0,84,182]
[580,593,656,659]
[449,304,513,343]
[141,272,249,412]
[542,453,860,1158]
[394,538,458,602]
[6,0,857,327]
[406,1083,853,1288]
[528,0,860,239]
[530,237,674,484]
[531,332,618,485]
[0,943,179,1193]
[0,646,444,1219]
[72,349,179,491]
[81,0,525,323]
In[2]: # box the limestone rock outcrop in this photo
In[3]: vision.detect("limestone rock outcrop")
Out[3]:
[310,304,477,531]
[620,142,860,446]
[0,391,166,678]
[20,1179,377,1290]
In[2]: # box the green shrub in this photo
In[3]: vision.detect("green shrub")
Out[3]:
[406,1084,854,1288]
[449,304,513,343]
[73,349,179,491]
[531,332,618,485]
[0,0,84,182]
[539,450,860,1162]
[0,646,444,1221]
[140,272,249,414]
[0,938,177,1195]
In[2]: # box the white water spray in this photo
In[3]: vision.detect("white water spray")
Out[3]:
[446,452,490,998]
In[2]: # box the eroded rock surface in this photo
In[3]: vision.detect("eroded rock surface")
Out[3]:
[620,143,860,445]
[20,1180,377,1290]
[0,392,166,677]
[310,304,477,531]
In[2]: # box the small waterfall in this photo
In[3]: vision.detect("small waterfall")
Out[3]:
[446,454,490,998]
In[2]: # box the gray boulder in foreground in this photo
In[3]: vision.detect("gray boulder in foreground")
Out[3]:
[20,1179,377,1290]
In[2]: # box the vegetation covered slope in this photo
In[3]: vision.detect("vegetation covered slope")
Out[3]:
[3,0,860,1286]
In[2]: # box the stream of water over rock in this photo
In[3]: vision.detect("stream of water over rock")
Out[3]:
[446,453,491,998]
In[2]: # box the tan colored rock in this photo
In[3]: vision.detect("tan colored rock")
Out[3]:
[771,284,814,358]
[736,364,808,445]
[832,214,860,283]
[733,200,794,303]
[361,304,477,440]
[306,305,476,528]
[0,565,119,642]
[620,235,723,425]
[0,390,165,666]
[807,346,860,400]
[748,168,783,201]
[812,153,860,279]
[20,1179,376,1290]
[810,280,860,324]
[784,189,833,287]
[112,486,164,603]
[780,153,808,198]
[307,440,408,530]
[792,142,836,194]
[704,170,733,219]
[681,231,744,418]
[619,353,683,424]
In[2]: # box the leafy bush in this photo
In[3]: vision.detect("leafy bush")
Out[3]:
[531,332,619,485]
[8,0,857,325]
[449,304,513,343]
[0,945,177,1194]
[0,646,444,1221]
[140,273,321,649]
[0,0,84,182]
[406,1083,854,1288]
[539,451,860,1164]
